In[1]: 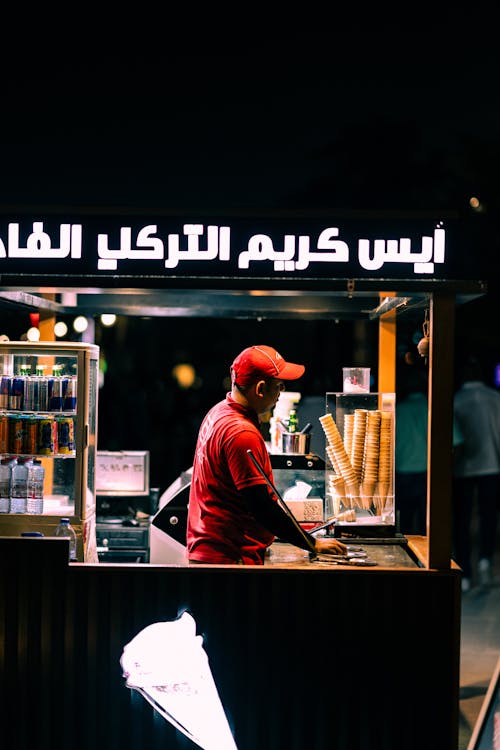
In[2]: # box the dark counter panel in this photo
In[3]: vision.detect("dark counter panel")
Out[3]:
[0,537,460,750]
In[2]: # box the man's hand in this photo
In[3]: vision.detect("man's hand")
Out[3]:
[314,537,348,556]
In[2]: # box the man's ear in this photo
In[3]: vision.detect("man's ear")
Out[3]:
[255,379,266,397]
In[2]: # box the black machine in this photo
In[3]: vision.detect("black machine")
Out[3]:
[95,450,158,563]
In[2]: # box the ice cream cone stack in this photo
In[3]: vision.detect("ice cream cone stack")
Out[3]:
[375,482,390,514]
[319,413,358,494]
[326,445,341,475]
[350,409,368,484]
[343,413,355,457]
[361,481,376,510]
[377,411,393,510]
[361,410,381,512]
[329,475,347,512]
[347,482,362,508]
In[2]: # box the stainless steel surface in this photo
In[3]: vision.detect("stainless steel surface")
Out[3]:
[312,554,378,566]
[281,432,311,454]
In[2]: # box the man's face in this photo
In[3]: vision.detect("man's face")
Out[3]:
[260,378,286,413]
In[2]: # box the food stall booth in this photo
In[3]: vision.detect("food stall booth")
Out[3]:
[0,209,486,749]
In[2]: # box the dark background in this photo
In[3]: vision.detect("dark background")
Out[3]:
[1,12,500,490]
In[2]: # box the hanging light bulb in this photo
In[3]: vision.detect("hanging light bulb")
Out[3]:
[73,316,89,333]
[54,321,68,338]
[27,327,41,342]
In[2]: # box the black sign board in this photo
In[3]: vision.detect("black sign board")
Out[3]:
[0,211,479,289]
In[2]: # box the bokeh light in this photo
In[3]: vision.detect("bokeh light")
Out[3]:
[73,316,89,333]
[54,321,68,338]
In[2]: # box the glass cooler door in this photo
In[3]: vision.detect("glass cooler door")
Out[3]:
[0,341,99,561]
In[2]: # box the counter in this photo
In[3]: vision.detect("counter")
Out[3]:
[265,539,420,568]
[0,535,461,750]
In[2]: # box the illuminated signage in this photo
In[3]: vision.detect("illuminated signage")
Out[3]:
[0,213,468,285]
[121,611,238,750]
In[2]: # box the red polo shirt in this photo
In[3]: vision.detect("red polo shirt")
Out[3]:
[187,393,275,564]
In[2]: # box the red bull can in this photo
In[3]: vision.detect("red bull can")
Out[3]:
[57,417,75,454]
[9,376,25,410]
[38,417,58,455]
[0,376,11,409]
[48,377,63,411]
[62,376,77,411]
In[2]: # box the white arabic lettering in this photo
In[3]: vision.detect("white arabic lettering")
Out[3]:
[164,225,230,269]
[238,227,350,271]
[97,225,164,270]
[358,227,446,274]
[0,220,447,276]
[5,222,82,258]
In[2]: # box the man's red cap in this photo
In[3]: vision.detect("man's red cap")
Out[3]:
[231,345,305,389]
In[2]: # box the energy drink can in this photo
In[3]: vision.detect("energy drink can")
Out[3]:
[38,417,58,455]
[9,376,25,410]
[35,366,49,411]
[23,376,37,411]
[0,376,11,409]
[57,416,75,454]
[24,416,39,455]
[62,376,77,411]
[9,415,26,453]
[0,414,8,453]
[48,376,63,411]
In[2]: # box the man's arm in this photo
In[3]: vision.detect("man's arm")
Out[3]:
[239,484,346,555]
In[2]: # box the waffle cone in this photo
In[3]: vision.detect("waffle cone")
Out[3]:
[320,413,357,485]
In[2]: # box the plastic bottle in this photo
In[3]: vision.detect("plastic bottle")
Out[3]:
[287,409,298,433]
[269,416,281,453]
[0,457,12,513]
[55,517,77,561]
[10,457,29,513]
[26,459,45,514]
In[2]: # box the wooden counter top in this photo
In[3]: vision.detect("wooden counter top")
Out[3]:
[265,540,419,569]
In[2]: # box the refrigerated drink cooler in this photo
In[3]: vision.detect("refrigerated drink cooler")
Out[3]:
[0,341,99,561]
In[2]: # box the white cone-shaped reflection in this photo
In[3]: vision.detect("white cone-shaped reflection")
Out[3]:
[121,611,238,750]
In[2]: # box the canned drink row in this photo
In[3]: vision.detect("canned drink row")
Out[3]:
[0,413,75,456]
[0,374,77,412]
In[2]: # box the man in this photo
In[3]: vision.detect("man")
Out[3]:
[186,345,347,564]
[395,366,463,536]
[453,356,500,592]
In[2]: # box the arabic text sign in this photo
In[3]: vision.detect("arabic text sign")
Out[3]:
[0,214,460,282]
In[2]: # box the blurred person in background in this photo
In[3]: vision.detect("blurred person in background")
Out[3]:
[395,365,463,536]
[453,356,500,593]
